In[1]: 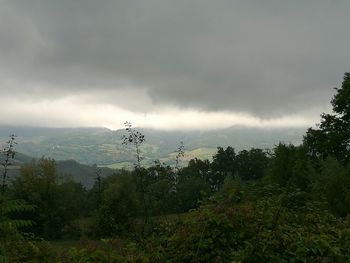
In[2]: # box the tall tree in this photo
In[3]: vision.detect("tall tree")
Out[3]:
[11,158,86,239]
[1,134,17,195]
[269,143,296,186]
[121,122,149,226]
[304,73,350,164]
[236,148,269,180]
[211,146,236,189]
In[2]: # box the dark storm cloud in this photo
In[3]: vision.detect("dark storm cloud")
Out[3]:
[0,0,349,116]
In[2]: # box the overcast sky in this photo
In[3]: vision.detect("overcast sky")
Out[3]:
[0,0,348,130]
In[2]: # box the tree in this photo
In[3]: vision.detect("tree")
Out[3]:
[11,158,86,239]
[176,158,211,211]
[96,174,140,236]
[1,134,17,195]
[236,148,269,180]
[290,146,314,191]
[121,121,145,169]
[211,146,236,189]
[304,73,350,164]
[146,162,176,215]
[93,164,102,207]
[173,141,185,187]
[269,143,296,187]
[317,157,350,217]
[268,143,313,190]
[121,121,149,226]
[174,141,185,174]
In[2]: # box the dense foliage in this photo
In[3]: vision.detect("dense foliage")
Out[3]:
[304,72,350,164]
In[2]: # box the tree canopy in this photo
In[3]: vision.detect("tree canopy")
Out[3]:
[304,73,350,164]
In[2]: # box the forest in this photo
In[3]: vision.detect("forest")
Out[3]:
[1,73,350,262]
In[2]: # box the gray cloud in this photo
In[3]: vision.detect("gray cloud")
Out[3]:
[0,0,349,117]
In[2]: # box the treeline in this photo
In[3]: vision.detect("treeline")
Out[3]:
[0,73,350,262]
[4,143,349,240]
[2,146,269,239]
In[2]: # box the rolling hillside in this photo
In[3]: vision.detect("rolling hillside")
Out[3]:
[0,125,306,169]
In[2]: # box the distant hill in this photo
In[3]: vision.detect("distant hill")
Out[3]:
[56,160,116,189]
[0,153,115,189]
[0,124,307,169]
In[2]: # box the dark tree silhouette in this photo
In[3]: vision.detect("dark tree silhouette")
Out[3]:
[121,122,149,226]
[1,134,17,195]
[121,121,145,169]
[93,164,103,206]
[173,141,185,188]
[304,73,350,164]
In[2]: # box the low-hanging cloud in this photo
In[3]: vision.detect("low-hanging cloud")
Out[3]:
[0,0,349,122]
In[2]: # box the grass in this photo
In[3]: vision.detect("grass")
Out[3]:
[102,147,217,170]
[168,147,216,161]
[103,162,134,170]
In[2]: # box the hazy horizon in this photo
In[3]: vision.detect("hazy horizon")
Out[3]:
[0,122,311,132]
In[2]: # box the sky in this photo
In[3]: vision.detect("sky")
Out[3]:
[0,0,349,130]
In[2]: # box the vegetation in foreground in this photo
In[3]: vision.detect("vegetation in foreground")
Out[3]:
[1,73,350,262]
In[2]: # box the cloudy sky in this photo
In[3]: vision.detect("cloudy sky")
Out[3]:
[0,0,349,130]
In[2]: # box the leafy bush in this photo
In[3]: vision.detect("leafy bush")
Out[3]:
[162,183,350,262]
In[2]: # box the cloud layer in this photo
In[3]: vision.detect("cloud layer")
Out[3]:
[0,0,348,128]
